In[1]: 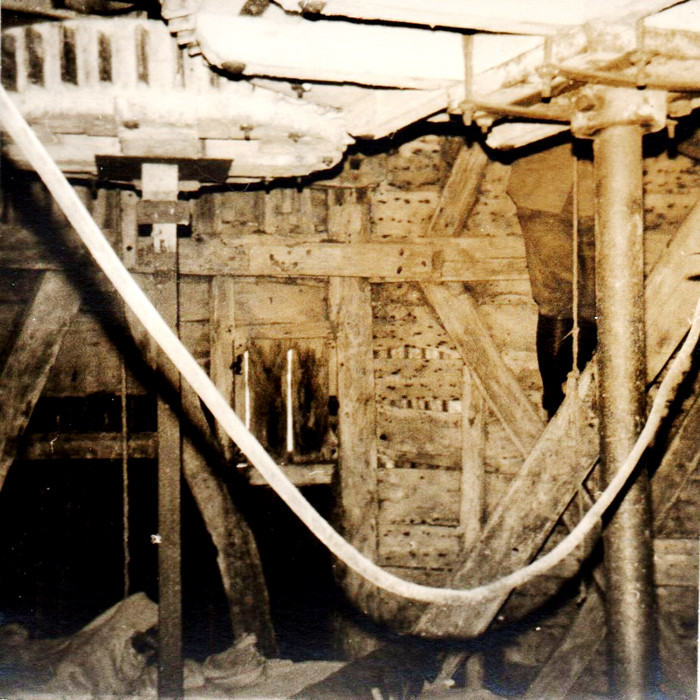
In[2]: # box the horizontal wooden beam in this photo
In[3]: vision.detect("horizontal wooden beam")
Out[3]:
[19,431,157,461]
[0,227,529,281]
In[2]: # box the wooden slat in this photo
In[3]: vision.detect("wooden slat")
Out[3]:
[378,524,462,570]
[413,368,599,638]
[378,468,461,527]
[0,271,81,492]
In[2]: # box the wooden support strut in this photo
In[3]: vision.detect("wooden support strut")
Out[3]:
[0,271,81,492]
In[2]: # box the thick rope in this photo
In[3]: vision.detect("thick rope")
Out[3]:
[3,86,699,607]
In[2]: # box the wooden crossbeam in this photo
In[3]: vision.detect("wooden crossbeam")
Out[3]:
[0,226,529,282]
[0,271,81,492]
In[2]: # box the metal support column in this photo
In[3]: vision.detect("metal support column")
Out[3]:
[593,123,655,699]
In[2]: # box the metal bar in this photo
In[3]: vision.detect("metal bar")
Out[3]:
[593,123,655,699]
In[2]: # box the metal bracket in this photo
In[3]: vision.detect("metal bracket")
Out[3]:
[570,85,667,139]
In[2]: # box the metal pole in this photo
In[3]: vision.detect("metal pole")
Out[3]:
[593,124,655,699]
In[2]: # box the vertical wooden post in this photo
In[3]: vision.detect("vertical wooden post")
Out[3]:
[460,366,485,549]
[141,163,183,700]
[328,189,379,654]
[210,276,237,462]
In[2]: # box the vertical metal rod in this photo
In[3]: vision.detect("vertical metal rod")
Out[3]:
[593,124,655,699]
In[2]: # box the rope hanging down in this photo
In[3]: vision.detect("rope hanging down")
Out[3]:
[2,86,699,608]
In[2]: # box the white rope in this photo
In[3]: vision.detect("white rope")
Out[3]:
[3,86,699,608]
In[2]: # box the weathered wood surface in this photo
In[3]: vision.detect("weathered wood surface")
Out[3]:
[0,271,81,492]
[0,225,529,282]
[328,194,380,625]
[645,196,700,382]
[461,367,486,549]
[652,393,700,536]
[376,406,461,468]
[523,584,607,699]
[422,282,543,456]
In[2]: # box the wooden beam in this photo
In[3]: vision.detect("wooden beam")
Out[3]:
[427,144,490,239]
[18,431,157,460]
[328,192,380,637]
[422,282,543,456]
[180,383,278,656]
[523,585,607,699]
[645,196,700,383]
[0,225,529,281]
[0,271,81,492]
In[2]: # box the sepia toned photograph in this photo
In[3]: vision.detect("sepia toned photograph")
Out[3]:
[0,0,698,698]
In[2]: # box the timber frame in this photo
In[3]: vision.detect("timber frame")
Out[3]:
[1,1,699,698]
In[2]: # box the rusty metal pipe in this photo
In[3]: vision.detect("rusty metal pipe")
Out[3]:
[593,124,655,699]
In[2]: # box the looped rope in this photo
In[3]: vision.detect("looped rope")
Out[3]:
[3,86,699,607]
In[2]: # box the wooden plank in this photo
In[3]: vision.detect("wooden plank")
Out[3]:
[247,338,288,460]
[0,226,529,281]
[421,282,543,456]
[653,539,699,588]
[523,586,607,699]
[378,468,461,527]
[412,368,599,638]
[243,462,335,486]
[196,8,467,89]
[428,144,489,239]
[377,405,461,468]
[19,431,157,460]
[377,524,462,570]
[0,271,81,492]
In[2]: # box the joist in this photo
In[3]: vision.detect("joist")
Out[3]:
[0,271,81,492]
